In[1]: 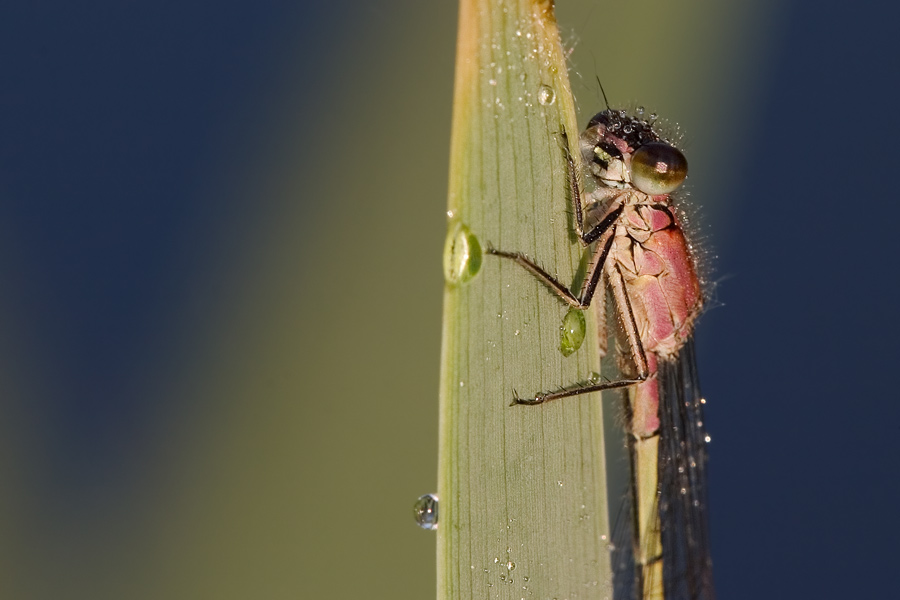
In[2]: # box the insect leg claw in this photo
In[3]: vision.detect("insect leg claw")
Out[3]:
[511,392,546,406]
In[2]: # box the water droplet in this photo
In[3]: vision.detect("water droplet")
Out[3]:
[507,561,516,571]
[413,494,439,530]
[559,308,586,356]
[443,222,482,285]
[489,78,497,86]
[537,85,555,106]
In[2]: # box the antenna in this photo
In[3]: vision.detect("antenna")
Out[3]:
[595,76,611,110]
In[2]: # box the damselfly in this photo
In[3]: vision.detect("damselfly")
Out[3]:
[487,107,714,600]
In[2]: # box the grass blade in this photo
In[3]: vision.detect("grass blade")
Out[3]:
[437,1,614,598]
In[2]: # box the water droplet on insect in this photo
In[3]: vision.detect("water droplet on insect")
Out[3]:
[443,222,482,285]
[537,85,555,106]
[413,494,439,530]
[559,308,586,356]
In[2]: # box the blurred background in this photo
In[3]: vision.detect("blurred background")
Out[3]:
[0,1,897,598]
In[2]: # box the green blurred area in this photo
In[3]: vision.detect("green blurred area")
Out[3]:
[0,1,777,597]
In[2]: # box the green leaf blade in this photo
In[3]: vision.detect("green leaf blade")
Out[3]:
[438,2,615,599]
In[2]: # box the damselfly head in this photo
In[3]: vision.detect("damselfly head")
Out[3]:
[580,109,687,196]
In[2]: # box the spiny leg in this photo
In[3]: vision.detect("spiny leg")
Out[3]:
[560,126,622,246]
[500,263,652,406]
[486,128,647,405]
[560,127,589,242]
[486,204,621,309]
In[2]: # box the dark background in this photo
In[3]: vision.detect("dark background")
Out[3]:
[0,1,896,598]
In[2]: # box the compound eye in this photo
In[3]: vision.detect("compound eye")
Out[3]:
[630,142,688,195]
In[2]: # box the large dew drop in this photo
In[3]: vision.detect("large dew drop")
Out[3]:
[537,84,556,106]
[443,222,482,285]
[559,308,586,356]
[413,493,439,530]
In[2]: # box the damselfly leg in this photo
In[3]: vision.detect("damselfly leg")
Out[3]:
[486,129,649,405]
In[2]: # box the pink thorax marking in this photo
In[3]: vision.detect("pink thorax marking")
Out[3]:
[614,202,702,359]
